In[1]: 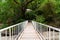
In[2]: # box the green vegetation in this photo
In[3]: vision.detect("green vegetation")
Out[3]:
[0,0,60,29]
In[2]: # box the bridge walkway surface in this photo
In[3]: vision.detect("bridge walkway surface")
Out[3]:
[18,22,41,40]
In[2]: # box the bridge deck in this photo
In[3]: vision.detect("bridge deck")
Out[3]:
[18,23,41,40]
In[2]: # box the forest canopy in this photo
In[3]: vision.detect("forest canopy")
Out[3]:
[0,0,60,29]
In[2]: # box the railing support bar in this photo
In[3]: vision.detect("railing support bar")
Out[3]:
[49,28,51,40]
[47,27,49,40]
[59,31,60,40]
[53,30,55,40]
[5,30,7,40]
[9,29,11,40]
[0,32,1,40]
[12,28,13,40]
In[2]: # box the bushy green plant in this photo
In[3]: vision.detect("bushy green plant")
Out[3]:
[36,15,45,23]
[25,11,36,20]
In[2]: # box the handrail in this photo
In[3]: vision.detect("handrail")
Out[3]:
[0,23,22,32]
[32,21,60,40]
[32,21,46,40]
[0,21,28,40]
[36,21,60,31]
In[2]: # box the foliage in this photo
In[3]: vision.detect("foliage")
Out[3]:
[25,11,36,20]
[0,0,60,29]
[36,15,45,23]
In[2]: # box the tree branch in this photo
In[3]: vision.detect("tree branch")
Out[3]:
[14,0,19,4]
[26,0,34,5]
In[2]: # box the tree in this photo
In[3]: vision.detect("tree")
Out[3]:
[13,0,34,19]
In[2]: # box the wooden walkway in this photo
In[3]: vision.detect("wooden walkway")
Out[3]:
[18,23,41,40]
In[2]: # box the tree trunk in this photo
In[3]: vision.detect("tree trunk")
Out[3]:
[20,5,27,19]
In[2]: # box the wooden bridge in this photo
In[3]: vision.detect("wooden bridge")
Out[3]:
[0,21,60,40]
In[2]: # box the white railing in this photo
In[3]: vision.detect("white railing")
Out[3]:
[0,21,28,40]
[32,21,60,40]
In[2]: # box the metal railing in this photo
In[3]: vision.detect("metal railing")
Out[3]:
[0,21,28,40]
[32,21,60,40]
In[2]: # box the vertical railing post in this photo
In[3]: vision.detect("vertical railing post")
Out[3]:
[49,28,51,40]
[59,31,60,40]
[0,32,1,40]
[33,21,36,30]
[9,29,11,40]
[47,27,49,40]
[13,27,15,40]
[21,22,24,31]
[18,25,19,34]
[40,25,42,33]
[12,28,13,40]
[5,30,7,40]
[53,30,55,40]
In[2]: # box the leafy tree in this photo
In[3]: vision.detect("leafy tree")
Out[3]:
[0,0,60,29]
